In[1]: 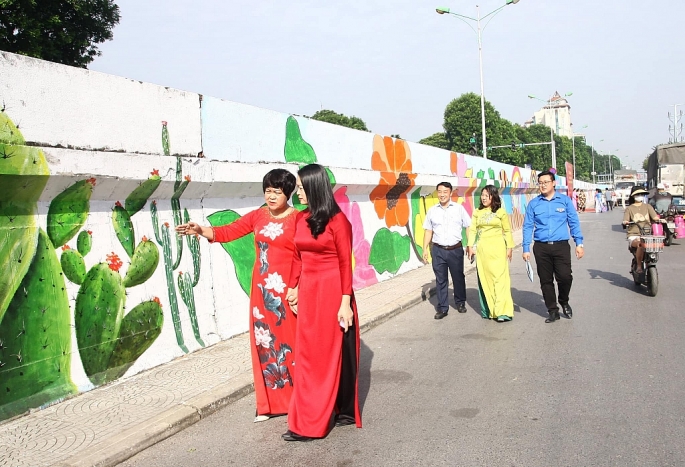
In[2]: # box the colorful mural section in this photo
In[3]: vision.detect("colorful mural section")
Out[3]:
[0,53,581,422]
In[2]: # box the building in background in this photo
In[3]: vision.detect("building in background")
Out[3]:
[524,91,573,138]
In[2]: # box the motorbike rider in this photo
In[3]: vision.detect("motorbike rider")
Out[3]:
[649,183,673,216]
[622,187,660,274]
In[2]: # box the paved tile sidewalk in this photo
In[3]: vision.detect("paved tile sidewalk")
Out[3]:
[1,230,522,467]
[0,263,455,467]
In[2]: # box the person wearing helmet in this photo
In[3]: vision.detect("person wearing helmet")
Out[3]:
[623,187,659,274]
[649,183,673,216]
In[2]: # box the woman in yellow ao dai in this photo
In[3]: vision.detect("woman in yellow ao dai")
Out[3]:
[467,185,515,322]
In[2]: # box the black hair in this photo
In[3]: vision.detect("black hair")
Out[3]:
[262,169,296,198]
[537,170,555,182]
[298,164,341,239]
[436,181,453,191]
[479,185,502,212]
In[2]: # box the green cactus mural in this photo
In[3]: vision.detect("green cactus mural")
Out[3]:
[149,122,203,353]
[125,170,162,217]
[0,229,77,419]
[75,259,126,384]
[112,201,136,258]
[58,166,162,385]
[60,246,87,285]
[0,109,169,419]
[77,230,92,256]
[106,299,164,380]
[0,113,50,323]
[123,237,160,288]
[47,178,95,248]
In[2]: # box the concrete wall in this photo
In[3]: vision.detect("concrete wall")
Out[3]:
[0,52,581,420]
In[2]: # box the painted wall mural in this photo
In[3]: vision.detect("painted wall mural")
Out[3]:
[1,52,597,422]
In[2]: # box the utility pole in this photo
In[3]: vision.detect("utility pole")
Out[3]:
[668,104,683,143]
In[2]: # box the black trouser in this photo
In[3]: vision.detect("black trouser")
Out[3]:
[431,244,466,312]
[335,323,357,424]
[533,241,573,314]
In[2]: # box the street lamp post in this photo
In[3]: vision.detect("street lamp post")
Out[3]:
[437,0,521,159]
[528,92,572,170]
[608,150,620,186]
[571,124,588,181]
[591,139,604,185]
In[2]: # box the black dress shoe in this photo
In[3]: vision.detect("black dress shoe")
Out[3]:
[281,430,314,442]
[434,311,448,320]
[545,311,560,323]
[335,415,356,427]
[562,304,573,319]
[456,303,467,313]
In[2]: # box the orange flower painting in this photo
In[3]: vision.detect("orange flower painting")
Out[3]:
[369,135,417,228]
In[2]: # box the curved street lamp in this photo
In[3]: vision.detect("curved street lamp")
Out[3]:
[436,0,522,159]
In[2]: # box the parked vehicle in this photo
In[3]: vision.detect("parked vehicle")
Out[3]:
[614,169,638,207]
[647,142,685,196]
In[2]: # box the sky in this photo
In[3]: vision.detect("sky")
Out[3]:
[90,0,685,170]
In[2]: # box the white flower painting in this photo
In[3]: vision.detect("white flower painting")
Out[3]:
[264,272,286,294]
[259,222,284,240]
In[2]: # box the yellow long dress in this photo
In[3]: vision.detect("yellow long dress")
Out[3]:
[467,207,515,320]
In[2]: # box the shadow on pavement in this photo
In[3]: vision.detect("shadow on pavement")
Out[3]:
[358,340,374,413]
[587,268,639,291]
[510,288,549,319]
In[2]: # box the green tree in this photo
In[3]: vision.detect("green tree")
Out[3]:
[642,156,650,171]
[442,93,518,164]
[310,109,370,132]
[0,0,120,68]
[418,132,450,150]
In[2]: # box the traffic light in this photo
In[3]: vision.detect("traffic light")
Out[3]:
[469,134,477,156]
[511,142,517,150]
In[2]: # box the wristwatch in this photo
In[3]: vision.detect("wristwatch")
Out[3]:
[577,244,584,248]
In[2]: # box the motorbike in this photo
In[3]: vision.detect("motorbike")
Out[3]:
[623,222,665,297]
[663,205,677,246]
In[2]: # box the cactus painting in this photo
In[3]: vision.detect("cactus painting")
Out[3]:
[149,122,204,353]
[0,109,169,419]
[0,111,76,419]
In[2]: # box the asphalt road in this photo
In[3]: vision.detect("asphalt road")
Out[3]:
[120,209,685,467]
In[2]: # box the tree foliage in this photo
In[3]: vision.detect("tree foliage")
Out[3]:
[642,156,650,171]
[310,109,370,132]
[0,0,120,68]
[418,132,450,150]
[418,92,621,182]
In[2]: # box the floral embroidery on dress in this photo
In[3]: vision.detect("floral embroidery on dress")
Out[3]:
[258,241,269,274]
[252,306,264,319]
[263,343,293,389]
[258,284,286,325]
[254,323,273,350]
[259,222,284,240]
[254,321,294,388]
[264,272,286,294]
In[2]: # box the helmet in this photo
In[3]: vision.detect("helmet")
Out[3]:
[657,183,666,190]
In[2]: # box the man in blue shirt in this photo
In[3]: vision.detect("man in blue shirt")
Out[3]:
[522,170,585,323]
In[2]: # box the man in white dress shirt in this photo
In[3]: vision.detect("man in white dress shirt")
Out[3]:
[422,182,472,319]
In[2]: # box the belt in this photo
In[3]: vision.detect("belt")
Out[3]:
[541,240,568,245]
[432,241,462,250]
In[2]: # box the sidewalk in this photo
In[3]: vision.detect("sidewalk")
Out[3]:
[1,231,521,467]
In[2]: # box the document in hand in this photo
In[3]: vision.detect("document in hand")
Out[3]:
[525,260,534,282]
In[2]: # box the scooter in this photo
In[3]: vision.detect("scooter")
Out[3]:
[624,222,664,297]
[663,205,677,246]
